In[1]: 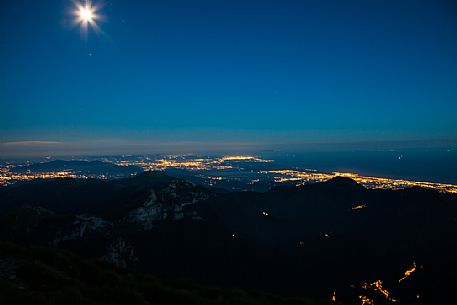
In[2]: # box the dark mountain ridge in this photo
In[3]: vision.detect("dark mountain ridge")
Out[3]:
[0,172,456,304]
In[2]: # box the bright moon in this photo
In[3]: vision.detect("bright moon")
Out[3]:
[73,0,101,36]
[79,6,95,23]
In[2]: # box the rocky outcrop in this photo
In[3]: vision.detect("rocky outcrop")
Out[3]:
[102,238,136,268]
[0,258,18,281]
[126,189,163,230]
[54,214,113,245]
[126,180,208,230]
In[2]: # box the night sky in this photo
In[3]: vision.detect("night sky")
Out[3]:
[1,0,457,155]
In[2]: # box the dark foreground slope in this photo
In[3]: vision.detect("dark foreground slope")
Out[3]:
[0,242,321,305]
[0,172,456,304]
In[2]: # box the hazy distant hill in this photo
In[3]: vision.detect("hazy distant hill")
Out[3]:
[0,172,456,304]
[11,160,142,177]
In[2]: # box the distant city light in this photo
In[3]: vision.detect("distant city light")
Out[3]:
[352,204,367,211]
[1,155,457,193]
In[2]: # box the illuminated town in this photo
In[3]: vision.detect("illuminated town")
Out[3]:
[332,262,418,305]
[1,155,456,194]
[261,169,457,193]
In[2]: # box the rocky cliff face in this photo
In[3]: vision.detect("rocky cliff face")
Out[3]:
[34,179,211,269]
[126,180,208,230]
[126,189,163,230]
[54,214,113,246]
[102,238,136,268]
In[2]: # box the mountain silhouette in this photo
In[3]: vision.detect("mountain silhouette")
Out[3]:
[0,172,456,304]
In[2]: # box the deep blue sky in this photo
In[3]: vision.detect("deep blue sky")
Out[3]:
[1,0,457,155]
